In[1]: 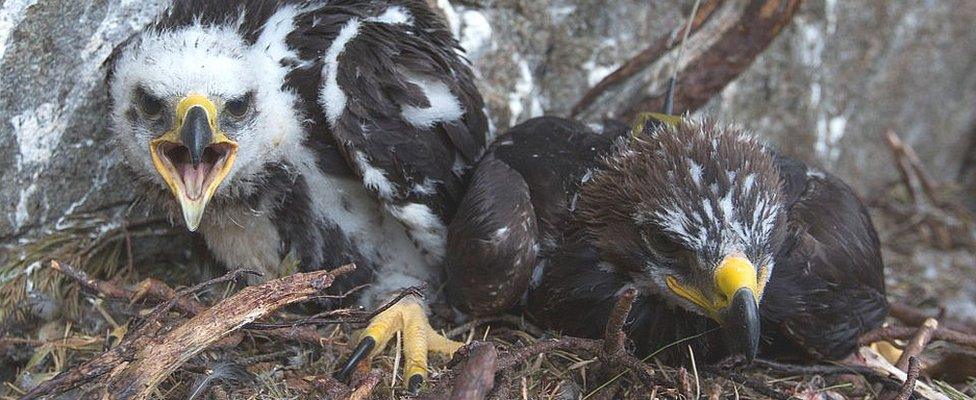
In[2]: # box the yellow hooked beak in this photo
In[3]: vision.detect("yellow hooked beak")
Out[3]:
[149,94,238,231]
[666,254,769,361]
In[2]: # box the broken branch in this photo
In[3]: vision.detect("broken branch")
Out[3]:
[102,265,355,400]
[24,264,355,400]
[895,318,938,372]
[892,357,921,400]
[572,0,801,122]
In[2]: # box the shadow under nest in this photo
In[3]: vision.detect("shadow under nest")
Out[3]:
[2,145,976,400]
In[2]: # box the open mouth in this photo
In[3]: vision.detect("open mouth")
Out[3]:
[155,142,234,201]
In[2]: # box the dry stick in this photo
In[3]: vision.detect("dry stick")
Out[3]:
[701,366,789,400]
[487,302,661,396]
[885,131,940,206]
[130,277,204,315]
[449,342,498,400]
[677,367,694,400]
[892,357,921,400]
[51,260,327,346]
[51,260,130,299]
[572,0,801,121]
[895,318,938,372]
[445,314,546,339]
[348,369,382,400]
[569,0,722,117]
[23,265,355,399]
[859,324,976,350]
[888,302,976,334]
[102,265,356,400]
[106,265,355,399]
[603,288,636,356]
[246,285,425,329]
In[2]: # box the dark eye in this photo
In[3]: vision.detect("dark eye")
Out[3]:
[645,231,682,256]
[136,87,163,119]
[225,92,252,118]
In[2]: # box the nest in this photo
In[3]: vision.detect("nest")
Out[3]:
[2,139,976,400]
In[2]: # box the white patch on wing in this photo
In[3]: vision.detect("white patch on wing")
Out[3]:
[353,151,396,200]
[366,5,413,25]
[319,18,361,125]
[409,177,438,196]
[388,203,447,263]
[457,9,492,56]
[529,259,547,289]
[295,155,439,308]
[400,73,464,128]
[451,153,467,176]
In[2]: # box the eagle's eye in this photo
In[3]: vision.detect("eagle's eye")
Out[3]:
[645,231,682,256]
[136,87,163,119]
[225,92,253,119]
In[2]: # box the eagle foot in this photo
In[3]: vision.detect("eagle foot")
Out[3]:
[335,295,462,392]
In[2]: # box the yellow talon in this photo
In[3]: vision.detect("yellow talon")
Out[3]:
[336,296,463,392]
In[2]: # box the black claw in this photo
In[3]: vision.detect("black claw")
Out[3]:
[335,336,375,381]
[407,374,424,394]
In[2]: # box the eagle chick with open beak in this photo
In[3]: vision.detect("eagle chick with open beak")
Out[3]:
[149,94,239,231]
[108,26,287,234]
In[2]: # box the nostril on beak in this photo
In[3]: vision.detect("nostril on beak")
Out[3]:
[180,106,213,167]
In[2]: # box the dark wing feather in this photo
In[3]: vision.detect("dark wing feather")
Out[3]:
[289,1,487,224]
[761,155,887,360]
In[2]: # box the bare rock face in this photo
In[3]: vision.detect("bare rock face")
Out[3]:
[449,0,976,196]
[2,0,975,245]
[1,0,168,242]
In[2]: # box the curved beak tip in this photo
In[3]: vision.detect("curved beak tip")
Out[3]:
[721,288,761,362]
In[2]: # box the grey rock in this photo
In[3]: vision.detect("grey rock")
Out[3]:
[1,0,168,241]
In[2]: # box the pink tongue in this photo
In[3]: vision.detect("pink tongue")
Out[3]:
[179,163,212,200]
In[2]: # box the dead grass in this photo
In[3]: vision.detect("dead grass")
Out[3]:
[2,188,976,399]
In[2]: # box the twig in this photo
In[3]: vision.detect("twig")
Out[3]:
[246,285,425,329]
[348,369,382,400]
[603,288,636,356]
[859,347,949,400]
[896,318,938,371]
[860,324,976,350]
[103,265,355,400]
[572,0,801,121]
[133,267,259,330]
[490,290,660,398]
[50,260,130,299]
[677,367,695,400]
[570,0,723,117]
[891,357,920,400]
[445,314,546,338]
[888,302,976,334]
[885,130,939,207]
[23,265,355,400]
[50,260,328,347]
[702,366,789,400]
